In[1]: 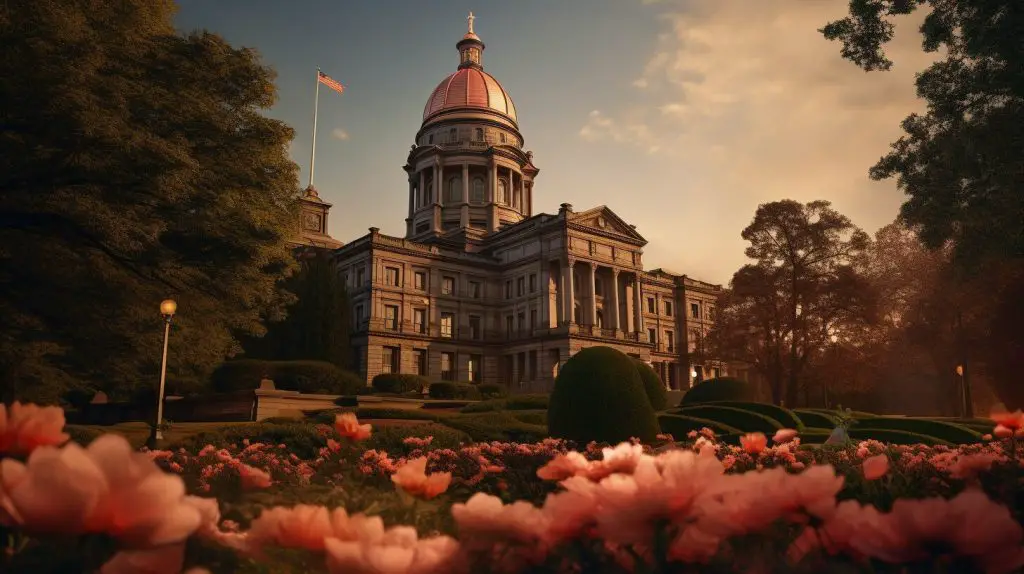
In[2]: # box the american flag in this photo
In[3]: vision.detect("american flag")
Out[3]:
[318,71,345,94]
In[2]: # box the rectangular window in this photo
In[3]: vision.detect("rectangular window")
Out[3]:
[530,309,537,329]
[354,304,364,328]
[689,329,700,353]
[667,363,676,388]
[647,298,656,313]
[712,367,721,379]
[468,354,482,383]
[356,267,365,285]
[529,350,538,380]
[505,280,512,299]
[529,274,537,293]
[382,346,400,374]
[442,276,455,295]
[505,315,514,336]
[694,365,705,383]
[517,353,526,382]
[516,277,525,296]
[664,301,673,317]
[503,355,515,384]
[385,266,400,286]
[690,302,700,318]
[413,308,427,333]
[469,280,481,298]
[384,305,399,330]
[413,349,427,376]
[517,312,526,332]
[469,315,481,340]
[414,271,426,290]
[648,328,657,345]
[441,352,455,381]
[440,312,454,338]
[666,330,675,352]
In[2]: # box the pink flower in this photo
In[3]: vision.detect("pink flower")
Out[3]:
[990,409,1024,431]
[862,454,889,481]
[536,451,591,481]
[391,457,452,500]
[324,527,459,574]
[247,504,334,552]
[451,492,549,547]
[238,464,272,490]
[740,432,767,455]
[335,413,372,441]
[949,452,1004,481]
[99,542,185,574]
[994,425,1014,439]
[772,428,798,444]
[0,402,70,456]
[0,434,201,548]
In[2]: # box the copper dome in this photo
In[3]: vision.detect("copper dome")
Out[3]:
[422,67,517,124]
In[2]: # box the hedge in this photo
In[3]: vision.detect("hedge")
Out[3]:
[852,417,982,445]
[658,414,741,438]
[429,382,481,400]
[708,401,805,430]
[509,410,548,426]
[717,429,833,447]
[441,412,548,443]
[672,405,783,434]
[680,377,756,406]
[461,394,550,413]
[477,383,509,400]
[171,421,328,460]
[847,427,952,447]
[372,374,429,394]
[792,409,839,429]
[364,423,471,452]
[211,359,363,395]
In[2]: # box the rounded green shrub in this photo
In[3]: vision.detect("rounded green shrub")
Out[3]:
[672,405,782,434]
[477,383,509,400]
[853,417,981,445]
[658,414,741,438]
[372,373,429,394]
[710,401,805,430]
[633,359,668,411]
[680,377,757,406]
[210,359,273,392]
[548,346,660,444]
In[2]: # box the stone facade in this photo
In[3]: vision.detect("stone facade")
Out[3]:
[303,17,729,391]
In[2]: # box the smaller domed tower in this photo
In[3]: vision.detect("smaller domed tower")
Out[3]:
[403,13,539,240]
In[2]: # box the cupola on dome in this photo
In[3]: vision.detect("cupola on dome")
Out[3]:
[421,12,518,126]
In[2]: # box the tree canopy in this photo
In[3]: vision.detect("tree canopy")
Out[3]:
[821,0,1024,266]
[0,0,301,402]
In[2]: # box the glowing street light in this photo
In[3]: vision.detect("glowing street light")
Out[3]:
[154,299,177,441]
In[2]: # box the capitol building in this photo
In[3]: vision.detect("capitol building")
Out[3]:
[295,17,731,392]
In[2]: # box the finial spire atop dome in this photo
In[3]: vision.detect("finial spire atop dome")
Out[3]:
[457,12,484,70]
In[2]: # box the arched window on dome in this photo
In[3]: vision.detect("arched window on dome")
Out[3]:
[471,178,485,203]
[425,180,433,205]
[449,128,457,143]
[447,176,462,203]
[500,133,507,144]
[474,128,483,141]
[514,188,522,210]
[497,179,508,205]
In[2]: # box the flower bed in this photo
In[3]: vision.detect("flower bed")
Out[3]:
[1,402,1023,573]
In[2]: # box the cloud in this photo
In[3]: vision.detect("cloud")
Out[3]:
[330,128,350,141]
[577,0,940,282]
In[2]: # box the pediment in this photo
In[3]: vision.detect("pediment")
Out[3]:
[567,205,646,244]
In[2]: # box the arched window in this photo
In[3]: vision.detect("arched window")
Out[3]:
[500,133,507,144]
[498,179,508,204]
[425,180,433,205]
[471,178,485,202]
[514,188,522,209]
[428,134,434,145]
[596,311,604,329]
[573,304,582,324]
[474,128,483,141]
[449,128,457,143]
[595,278,603,296]
[447,176,462,203]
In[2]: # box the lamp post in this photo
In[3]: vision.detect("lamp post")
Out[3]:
[154,298,177,441]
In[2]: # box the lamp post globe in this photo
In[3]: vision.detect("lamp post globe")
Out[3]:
[160,299,177,317]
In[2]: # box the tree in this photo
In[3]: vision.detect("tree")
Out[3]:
[710,200,874,406]
[822,3,1024,410]
[243,249,352,369]
[0,1,300,402]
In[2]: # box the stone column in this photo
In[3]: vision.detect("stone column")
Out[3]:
[539,261,549,328]
[419,170,426,207]
[587,262,598,326]
[407,179,415,215]
[461,164,470,227]
[434,164,441,205]
[488,160,499,231]
[633,275,643,334]
[563,258,575,324]
[610,269,621,331]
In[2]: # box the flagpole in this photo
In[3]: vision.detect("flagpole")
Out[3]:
[309,67,321,188]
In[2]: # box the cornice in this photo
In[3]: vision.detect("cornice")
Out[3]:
[566,223,647,247]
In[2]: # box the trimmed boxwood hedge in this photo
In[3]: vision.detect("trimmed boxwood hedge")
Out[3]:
[477,383,509,400]
[441,412,548,443]
[718,429,833,446]
[364,423,471,452]
[172,422,328,459]
[672,405,782,434]
[658,414,741,438]
[680,377,757,406]
[509,410,548,426]
[633,359,669,411]
[428,382,481,400]
[847,427,952,447]
[372,374,429,394]
[709,401,805,430]
[211,359,363,395]
[853,417,981,445]
[793,409,839,429]
[461,394,550,414]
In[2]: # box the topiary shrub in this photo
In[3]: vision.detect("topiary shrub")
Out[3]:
[792,409,839,429]
[372,373,429,394]
[477,383,509,400]
[548,346,660,444]
[273,361,364,395]
[633,360,668,411]
[710,401,805,430]
[658,414,741,438]
[853,417,982,445]
[210,359,273,393]
[672,405,782,434]
[680,377,757,406]
[429,382,480,400]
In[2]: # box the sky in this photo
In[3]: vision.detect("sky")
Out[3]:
[173,0,937,285]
